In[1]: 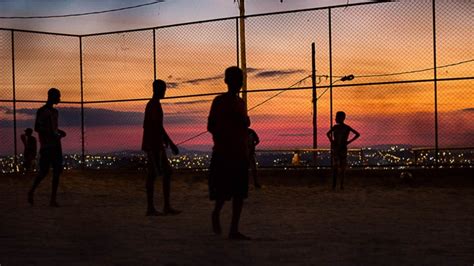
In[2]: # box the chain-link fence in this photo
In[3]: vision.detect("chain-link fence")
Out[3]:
[1,1,473,172]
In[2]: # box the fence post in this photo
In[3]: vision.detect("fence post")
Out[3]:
[312,43,317,166]
[328,8,334,168]
[79,36,85,169]
[236,18,240,67]
[432,0,439,168]
[153,29,157,80]
[11,30,18,171]
[238,0,248,109]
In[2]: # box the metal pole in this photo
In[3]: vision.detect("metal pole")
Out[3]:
[239,0,248,109]
[328,8,334,167]
[236,18,240,67]
[153,29,157,80]
[11,30,18,170]
[79,36,85,169]
[432,0,439,167]
[311,42,317,166]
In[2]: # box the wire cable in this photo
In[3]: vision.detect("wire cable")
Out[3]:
[0,1,164,19]
[177,58,472,146]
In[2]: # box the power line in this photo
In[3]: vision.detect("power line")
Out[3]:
[176,58,472,146]
[355,59,474,78]
[0,1,164,19]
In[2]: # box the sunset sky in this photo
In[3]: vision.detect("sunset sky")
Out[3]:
[0,0,473,154]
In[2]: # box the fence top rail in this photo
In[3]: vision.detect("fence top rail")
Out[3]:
[79,0,387,37]
[0,27,80,37]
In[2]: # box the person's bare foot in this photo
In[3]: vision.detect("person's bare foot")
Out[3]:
[146,209,164,216]
[28,191,34,206]
[163,207,181,216]
[229,232,251,240]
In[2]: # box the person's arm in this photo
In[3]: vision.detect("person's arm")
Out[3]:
[254,130,260,146]
[326,128,334,144]
[207,98,218,134]
[347,127,360,145]
[21,134,27,146]
[163,128,179,155]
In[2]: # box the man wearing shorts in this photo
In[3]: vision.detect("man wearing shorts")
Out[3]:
[28,88,66,207]
[326,111,360,190]
[208,66,251,240]
[142,80,180,216]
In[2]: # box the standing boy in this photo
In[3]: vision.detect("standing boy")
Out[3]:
[208,66,251,240]
[142,80,181,216]
[326,111,360,190]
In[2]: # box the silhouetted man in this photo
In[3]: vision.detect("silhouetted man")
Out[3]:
[142,79,181,216]
[28,88,66,207]
[208,66,251,240]
[21,128,37,173]
[248,127,261,189]
[326,111,360,190]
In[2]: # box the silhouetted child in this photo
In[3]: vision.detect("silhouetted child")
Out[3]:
[28,88,66,207]
[326,111,360,190]
[248,127,261,189]
[21,128,37,173]
[142,79,181,216]
[208,66,251,240]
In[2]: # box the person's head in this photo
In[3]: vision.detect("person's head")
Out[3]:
[25,128,33,136]
[47,88,61,105]
[224,66,243,94]
[153,79,167,99]
[335,111,346,124]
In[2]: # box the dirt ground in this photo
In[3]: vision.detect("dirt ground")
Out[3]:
[1,169,473,266]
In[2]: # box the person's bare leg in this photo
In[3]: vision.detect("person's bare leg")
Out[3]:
[163,174,181,215]
[212,199,225,235]
[340,165,346,190]
[50,169,60,207]
[28,169,48,206]
[229,197,250,240]
[146,174,162,216]
[252,166,261,189]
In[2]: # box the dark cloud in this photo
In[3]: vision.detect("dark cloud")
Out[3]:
[166,67,303,89]
[166,82,179,89]
[461,108,474,112]
[0,107,201,127]
[181,74,223,85]
[254,69,306,78]
[162,99,211,106]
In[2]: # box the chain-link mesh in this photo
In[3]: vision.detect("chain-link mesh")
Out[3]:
[0,30,14,165]
[436,1,473,79]
[438,80,474,148]
[0,30,12,100]
[0,102,14,157]
[332,1,434,83]
[246,9,330,90]
[14,32,81,102]
[1,1,473,170]
[83,30,154,101]
[155,20,237,97]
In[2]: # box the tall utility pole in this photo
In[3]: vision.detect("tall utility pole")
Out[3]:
[238,0,248,108]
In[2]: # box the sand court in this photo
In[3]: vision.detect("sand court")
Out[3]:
[1,170,473,265]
